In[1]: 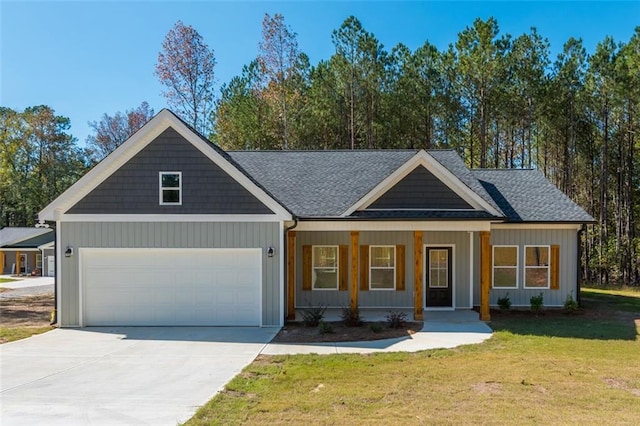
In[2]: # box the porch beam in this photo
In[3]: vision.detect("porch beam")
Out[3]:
[287,231,296,320]
[16,250,21,276]
[350,231,359,311]
[414,231,423,320]
[479,231,491,321]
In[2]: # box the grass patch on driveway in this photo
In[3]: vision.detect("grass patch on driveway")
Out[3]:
[0,326,54,343]
[186,288,640,425]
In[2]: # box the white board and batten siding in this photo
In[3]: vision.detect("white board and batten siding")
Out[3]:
[473,228,579,307]
[59,222,281,327]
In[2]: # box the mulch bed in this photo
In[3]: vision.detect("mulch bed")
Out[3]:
[272,321,423,343]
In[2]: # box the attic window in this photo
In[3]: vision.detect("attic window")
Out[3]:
[159,172,182,205]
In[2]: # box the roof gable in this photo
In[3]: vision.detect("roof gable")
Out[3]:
[342,150,503,217]
[39,110,291,221]
[367,166,474,210]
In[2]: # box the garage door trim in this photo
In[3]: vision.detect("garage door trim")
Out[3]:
[78,247,263,327]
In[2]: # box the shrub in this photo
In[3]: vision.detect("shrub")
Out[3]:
[370,322,384,333]
[341,305,363,327]
[385,310,408,329]
[564,292,579,314]
[497,293,512,311]
[318,320,334,334]
[530,293,544,313]
[301,304,326,327]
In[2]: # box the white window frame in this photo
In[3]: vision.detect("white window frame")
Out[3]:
[159,172,182,205]
[36,253,43,270]
[428,248,449,289]
[524,245,550,289]
[492,245,519,289]
[369,245,396,291]
[312,245,339,291]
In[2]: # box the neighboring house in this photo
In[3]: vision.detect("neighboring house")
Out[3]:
[38,110,594,327]
[0,227,55,276]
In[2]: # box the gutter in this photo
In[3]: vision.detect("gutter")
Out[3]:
[283,217,298,322]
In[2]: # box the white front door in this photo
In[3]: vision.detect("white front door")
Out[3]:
[47,256,55,277]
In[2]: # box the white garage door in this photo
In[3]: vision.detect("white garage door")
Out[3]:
[81,248,261,326]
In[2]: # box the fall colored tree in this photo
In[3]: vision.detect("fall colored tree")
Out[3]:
[155,21,216,135]
[86,102,155,160]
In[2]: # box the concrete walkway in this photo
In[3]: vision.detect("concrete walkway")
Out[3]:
[261,310,493,355]
[0,275,54,289]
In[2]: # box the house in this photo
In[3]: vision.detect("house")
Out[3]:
[0,227,55,277]
[38,110,594,327]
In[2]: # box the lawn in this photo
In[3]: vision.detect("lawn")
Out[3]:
[0,277,18,283]
[186,287,640,425]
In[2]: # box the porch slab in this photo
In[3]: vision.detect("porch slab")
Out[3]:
[262,309,492,355]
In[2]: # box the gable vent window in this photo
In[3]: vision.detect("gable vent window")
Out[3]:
[159,172,182,205]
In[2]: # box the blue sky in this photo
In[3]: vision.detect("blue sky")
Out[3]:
[2,1,638,146]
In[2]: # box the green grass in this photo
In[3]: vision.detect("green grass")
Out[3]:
[0,326,53,343]
[186,288,640,425]
[0,277,18,283]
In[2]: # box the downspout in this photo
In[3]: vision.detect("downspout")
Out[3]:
[283,217,298,322]
[36,220,57,325]
[577,224,586,307]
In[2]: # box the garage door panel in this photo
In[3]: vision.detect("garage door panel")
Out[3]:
[82,249,261,326]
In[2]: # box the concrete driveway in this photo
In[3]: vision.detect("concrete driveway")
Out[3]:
[1,327,279,425]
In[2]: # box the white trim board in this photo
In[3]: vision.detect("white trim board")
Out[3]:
[342,150,503,217]
[39,110,292,222]
[57,214,285,223]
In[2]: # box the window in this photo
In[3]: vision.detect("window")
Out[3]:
[312,246,338,290]
[524,245,550,288]
[370,245,395,290]
[492,246,518,289]
[36,253,43,270]
[429,249,449,288]
[159,172,182,205]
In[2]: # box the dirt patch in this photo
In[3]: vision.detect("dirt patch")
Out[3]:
[0,294,54,327]
[472,381,503,394]
[272,321,422,343]
[602,377,640,397]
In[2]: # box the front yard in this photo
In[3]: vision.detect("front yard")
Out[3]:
[0,294,54,343]
[187,287,640,425]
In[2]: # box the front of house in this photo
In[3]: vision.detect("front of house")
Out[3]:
[38,110,593,328]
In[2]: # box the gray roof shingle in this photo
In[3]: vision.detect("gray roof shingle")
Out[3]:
[0,227,53,248]
[229,149,593,223]
[472,169,595,222]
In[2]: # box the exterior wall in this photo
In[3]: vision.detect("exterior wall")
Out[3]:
[1,251,38,275]
[296,230,471,309]
[67,127,272,215]
[473,228,578,307]
[59,221,281,327]
[43,248,55,277]
[368,166,472,210]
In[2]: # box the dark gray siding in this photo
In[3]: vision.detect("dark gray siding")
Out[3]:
[59,221,281,327]
[368,166,473,210]
[68,128,273,215]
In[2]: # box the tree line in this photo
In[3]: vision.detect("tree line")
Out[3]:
[1,15,637,285]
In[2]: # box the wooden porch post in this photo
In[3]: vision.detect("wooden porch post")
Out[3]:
[0,250,4,274]
[479,231,491,321]
[287,231,296,320]
[350,231,359,311]
[15,250,21,276]
[414,231,423,320]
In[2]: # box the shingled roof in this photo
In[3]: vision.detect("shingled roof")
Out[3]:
[473,169,595,223]
[229,149,593,223]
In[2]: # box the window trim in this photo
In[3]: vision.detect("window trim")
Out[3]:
[36,253,43,270]
[428,248,449,289]
[312,245,339,291]
[523,245,551,289]
[492,245,519,289]
[159,171,182,205]
[369,245,396,291]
